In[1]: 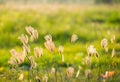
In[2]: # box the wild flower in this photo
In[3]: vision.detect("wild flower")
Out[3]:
[66,67,74,78]
[29,56,37,69]
[18,34,28,45]
[71,34,78,43]
[101,38,108,52]
[44,34,55,52]
[18,73,24,81]
[34,47,43,58]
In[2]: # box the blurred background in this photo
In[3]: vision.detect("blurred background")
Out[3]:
[0,0,120,4]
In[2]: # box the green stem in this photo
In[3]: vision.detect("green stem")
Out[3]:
[60,71,63,82]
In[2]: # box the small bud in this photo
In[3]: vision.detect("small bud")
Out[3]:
[51,67,56,75]
[58,45,64,54]
[71,34,78,43]
[85,56,91,65]
[101,38,108,49]
[42,75,48,82]
[66,67,74,78]
[85,69,91,78]
[111,35,115,43]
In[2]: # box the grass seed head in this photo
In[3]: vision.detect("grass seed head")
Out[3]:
[25,26,34,36]
[101,38,108,49]
[111,35,115,43]
[85,69,91,78]
[51,67,56,75]
[71,34,78,43]
[34,47,43,58]
[25,26,38,42]
[8,57,18,65]
[44,35,55,52]
[87,45,95,57]
[85,56,91,65]
[35,75,41,82]
[29,56,37,69]
[58,45,64,54]
[18,34,28,45]
[66,67,74,78]
[42,75,48,82]
[22,45,30,54]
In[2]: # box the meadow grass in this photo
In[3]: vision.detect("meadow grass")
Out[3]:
[0,4,120,82]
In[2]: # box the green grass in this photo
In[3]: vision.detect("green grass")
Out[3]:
[0,5,120,82]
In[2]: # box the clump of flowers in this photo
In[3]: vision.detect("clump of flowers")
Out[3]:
[8,26,39,80]
[8,49,26,65]
[7,26,117,82]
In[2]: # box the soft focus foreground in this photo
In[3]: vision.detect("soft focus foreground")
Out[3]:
[0,4,120,82]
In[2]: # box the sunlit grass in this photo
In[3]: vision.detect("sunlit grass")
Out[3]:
[0,4,120,82]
